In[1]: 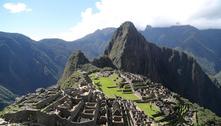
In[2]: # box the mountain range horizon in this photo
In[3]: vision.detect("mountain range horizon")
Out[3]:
[1,21,221,125]
[1,24,219,42]
[1,0,221,125]
[1,21,221,92]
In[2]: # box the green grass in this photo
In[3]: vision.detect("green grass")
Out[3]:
[191,103,221,125]
[92,75,138,100]
[59,71,84,89]
[90,72,160,117]
[136,103,160,118]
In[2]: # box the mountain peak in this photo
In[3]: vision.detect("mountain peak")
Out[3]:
[69,50,89,70]
[104,21,148,68]
[60,50,89,80]
[117,21,139,36]
[145,25,152,30]
[75,50,86,58]
[120,21,136,30]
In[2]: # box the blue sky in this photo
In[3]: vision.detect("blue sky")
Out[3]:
[1,0,221,41]
[0,0,98,40]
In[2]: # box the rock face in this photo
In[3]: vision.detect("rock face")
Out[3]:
[141,26,221,75]
[60,50,89,80]
[105,21,221,115]
[92,56,116,69]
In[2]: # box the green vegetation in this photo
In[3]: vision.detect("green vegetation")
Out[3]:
[59,71,84,89]
[192,103,221,125]
[136,103,159,118]
[176,97,221,125]
[91,73,137,100]
[81,64,100,74]
[90,72,160,118]
[0,104,20,117]
[156,97,191,125]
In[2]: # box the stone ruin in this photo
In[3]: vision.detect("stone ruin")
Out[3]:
[117,71,194,125]
[0,70,195,125]
[1,71,159,126]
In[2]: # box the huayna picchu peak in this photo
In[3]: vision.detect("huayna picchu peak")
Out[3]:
[1,21,221,126]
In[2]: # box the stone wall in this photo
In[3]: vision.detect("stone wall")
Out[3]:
[35,92,61,109]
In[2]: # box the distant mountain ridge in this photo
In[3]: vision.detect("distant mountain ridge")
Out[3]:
[0,28,116,107]
[141,25,221,76]
[0,32,59,95]
[1,23,221,108]
[38,25,221,78]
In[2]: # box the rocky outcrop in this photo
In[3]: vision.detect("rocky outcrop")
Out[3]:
[60,50,89,81]
[105,21,221,116]
[92,56,116,69]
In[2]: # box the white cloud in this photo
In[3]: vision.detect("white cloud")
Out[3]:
[3,2,32,13]
[59,0,221,41]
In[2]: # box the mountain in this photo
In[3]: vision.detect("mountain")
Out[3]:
[1,22,221,125]
[37,26,221,78]
[71,28,116,59]
[1,24,221,109]
[37,27,115,65]
[0,28,115,97]
[58,51,98,89]
[0,85,15,109]
[215,71,221,85]
[59,50,89,81]
[38,26,221,78]
[0,32,59,95]
[104,21,221,116]
[141,25,221,75]
[36,38,73,76]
